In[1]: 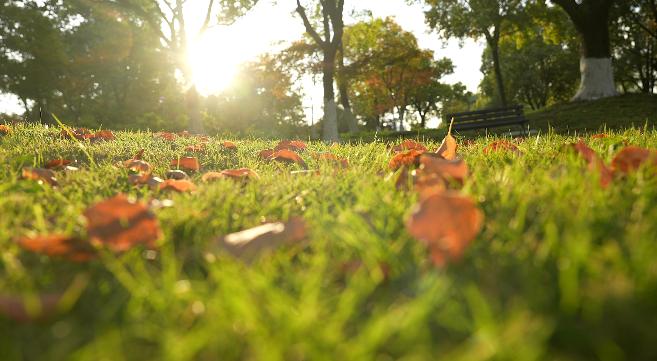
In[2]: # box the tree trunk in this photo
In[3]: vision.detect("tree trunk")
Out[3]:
[323,50,340,143]
[490,43,508,107]
[398,105,406,131]
[554,0,619,101]
[337,43,359,134]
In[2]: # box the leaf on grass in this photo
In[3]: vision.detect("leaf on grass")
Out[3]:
[128,173,163,189]
[45,159,72,169]
[94,130,116,141]
[406,192,484,267]
[164,170,189,180]
[389,150,424,170]
[0,294,62,323]
[483,140,520,155]
[436,118,457,160]
[170,157,202,171]
[21,168,58,187]
[417,156,471,189]
[202,169,260,182]
[133,148,145,160]
[268,150,307,166]
[274,139,305,153]
[83,194,162,251]
[220,141,238,150]
[126,160,152,173]
[591,133,608,141]
[158,132,178,141]
[178,131,191,138]
[389,140,428,153]
[159,179,197,192]
[610,146,657,176]
[214,217,306,259]
[290,141,308,150]
[567,141,614,187]
[0,125,12,135]
[258,149,274,160]
[16,234,95,262]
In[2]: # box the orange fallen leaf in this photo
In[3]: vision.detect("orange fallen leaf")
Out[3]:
[0,125,12,135]
[16,234,96,262]
[258,149,274,160]
[170,157,202,171]
[126,160,152,173]
[567,141,614,187]
[164,170,189,180]
[436,118,457,160]
[0,294,63,323]
[214,217,306,259]
[268,150,307,166]
[198,136,210,142]
[591,133,608,141]
[610,146,657,176]
[290,141,308,150]
[406,192,484,267]
[134,149,145,160]
[202,168,260,182]
[84,194,162,251]
[332,142,339,148]
[128,173,163,189]
[389,149,424,170]
[418,156,471,188]
[159,179,197,192]
[178,131,191,138]
[44,159,72,169]
[220,141,238,150]
[159,132,178,141]
[274,139,302,152]
[483,140,520,155]
[21,168,58,187]
[389,140,429,153]
[94,130,116,141]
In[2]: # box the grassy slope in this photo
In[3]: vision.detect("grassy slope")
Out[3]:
[342,93,657,142]
[1,126,657,360]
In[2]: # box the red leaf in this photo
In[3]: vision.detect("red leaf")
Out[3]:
[94,130,116,141]
[610,146,657,176]
[389,149,424,170]
[44,159,72,169]
[591,133,608,141]
[389,140,428,153]
[406,192,484,267]
[159,179,197,192]
[170,157,202,171]
[220,141,238,150]
[0,125,12,135]
[178,131,191,138]
[159,132,178,141]
[258,149,274,160]
[16,234,95,262]
[416,156,471,190]
[83,194,162,251]
[290,141,308,149]
[268,150,307,166]
[568,141,614,187]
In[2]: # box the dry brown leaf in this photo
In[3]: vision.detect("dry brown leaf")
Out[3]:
[0,125,13,135]
[44,159,72,169]
[16,234,96,262]
[406,192,484,267]
[21,168,58,187]
[220,141,238,150]
[610,146,657,176]
[159,179,197,192]
[258,149,274,160]
[202,168,260,182]
[389,140,429,153]
[214,217,306,260]
[84,194,162,251]
[134,148,145,160]
[159,132,178,141]
[419,156,470,188]
[591,133,608,141]
[483,140,521,155]
[126,160,152,173]
[94,130,116,141]
[178,131,191,138]
[435,118,457,160]
[165,170,189,180]
[170,157,202,171]
[268,150,307,166]
[568,141,614,187]
[389,149,424,170]
[128,173,163,189]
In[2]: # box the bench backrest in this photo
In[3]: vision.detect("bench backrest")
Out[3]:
[445,105,524,124]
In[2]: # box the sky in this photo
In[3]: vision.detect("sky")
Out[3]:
[1,0,486,127]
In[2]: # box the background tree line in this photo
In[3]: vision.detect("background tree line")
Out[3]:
[1,0,655,139]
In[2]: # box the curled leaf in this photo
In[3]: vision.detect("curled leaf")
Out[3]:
[94,130,116,141]
[159,179,197,192]
[128,173,163,189]
[435,118,457,160]
[165,170,189,180]
[178,131,191,138]
[417,156,470,189]
[214,217,306,260]
[16,234,95,262]
[126,160,152,173]
[134,148,145,160]
[406,192,484,267]
[268,150,307,166]
[220,141,238,150]
[170,157,202,171]
[21,168,58,187]
[45,159,72,169]
[389,150,424,170]
[0,125,12,135]
[610,146,657,177]
[84,194,162,251]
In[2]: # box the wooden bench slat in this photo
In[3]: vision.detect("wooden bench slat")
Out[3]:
[445,104,523,119]
[452,110,524,123]
[452,117,529,131]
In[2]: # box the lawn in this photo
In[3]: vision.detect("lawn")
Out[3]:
[1,123,657,360]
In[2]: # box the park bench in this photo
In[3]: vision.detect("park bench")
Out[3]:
[445,104,529,134]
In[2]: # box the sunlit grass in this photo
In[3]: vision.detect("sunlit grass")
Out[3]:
[1,124,657,360]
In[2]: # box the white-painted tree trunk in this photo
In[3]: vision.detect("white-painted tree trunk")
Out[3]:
[323,98,340,144]
[572,57,620,101]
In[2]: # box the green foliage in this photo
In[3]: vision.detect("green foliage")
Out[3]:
[2,125,657,359]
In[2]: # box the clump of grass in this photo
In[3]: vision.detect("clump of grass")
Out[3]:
[1,124,657,360]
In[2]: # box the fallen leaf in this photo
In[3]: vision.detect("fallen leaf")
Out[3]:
[0,125,12,135]
[126,160,152,173]
[418,156,471,188]
[134,149,145,160]
[214,217,306,259]
[268,150,307,166]
[290,141,308,150]
[220,141,238,150]
[128,173,163,189]
[178,131,191,138]
[21,168,58,187]
[610,146,657,176]
[198,136,210,142]
[16,234,95,262]
[202,168,260,182]
[389,140,428,153]
[258,149,274,160]
[591,133,608,141]
[159,179,197,192]
[170,157,202,171]
[567,141,614,187]
[389,149,424,170]
[45,159,72,169]
[483,140,520,155]
[406,192,484,267]
[331,142,339,148]
[436,118,457,160]
[94,130,116,141]
[164,170,189,180]
[159,132,178,141]
[274,140,301,152]
[84,194,162,251]
[0,294,62,323]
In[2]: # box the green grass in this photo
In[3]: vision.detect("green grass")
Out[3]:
[2,124,657,360]
[342,93,657,142]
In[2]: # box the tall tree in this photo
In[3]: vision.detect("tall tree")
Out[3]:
[336,42,359,133]
[415,0,530,107]
[295,0,344,143]
[104,0,259,134]
[550,0,620,100]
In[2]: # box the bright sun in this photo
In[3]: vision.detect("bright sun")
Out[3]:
[189,38,238,95]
